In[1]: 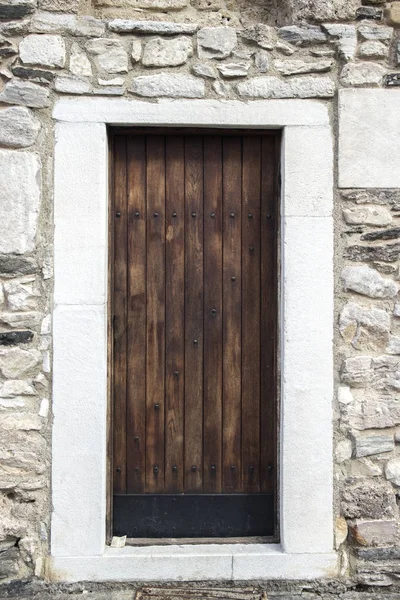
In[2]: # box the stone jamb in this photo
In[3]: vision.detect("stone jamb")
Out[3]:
[50,97,335,582]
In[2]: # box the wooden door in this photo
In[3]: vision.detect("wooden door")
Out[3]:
[112,130,279,539]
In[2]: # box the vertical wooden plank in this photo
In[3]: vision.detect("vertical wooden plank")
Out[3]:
[184,136,204,493]
[261,135,278,496]
[146,135,166,493]
[242,136,261,493]
[126,136,146,493]
[203,136,223,494]
[222,136,242,493]
[113,136,127,494]
[165,136,185,493]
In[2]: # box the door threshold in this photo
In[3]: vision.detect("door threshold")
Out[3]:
[125,536,275,546]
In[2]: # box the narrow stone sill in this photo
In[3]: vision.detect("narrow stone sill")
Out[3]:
[48,546,338,582]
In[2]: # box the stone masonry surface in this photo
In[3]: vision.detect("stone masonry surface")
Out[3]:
[2,0,400,590]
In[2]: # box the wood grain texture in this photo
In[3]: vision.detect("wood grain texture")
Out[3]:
[242,136,262,493]
[113,131,279,513]
[165,136,185,493]
[113,136,128,494]
[126,136,146,493]
[222,137,242,494]
[184,136,204,493]
[260,136,278,496]
[145,136,166,493]
[203,136,223,493]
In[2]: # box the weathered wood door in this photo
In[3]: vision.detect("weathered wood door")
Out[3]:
[112,130,279,539]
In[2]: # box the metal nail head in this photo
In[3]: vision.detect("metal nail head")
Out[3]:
[116,212,121,218]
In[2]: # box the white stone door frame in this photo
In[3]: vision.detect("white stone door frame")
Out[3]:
[50,97,336,582]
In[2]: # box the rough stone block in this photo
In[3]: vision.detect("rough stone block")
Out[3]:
[356,6,383,20]
[322,24,357,60]
[0,107,40,149]
[0,80,50,108]
[86,38,128,74]
[0,380,36,397]
[217,62,249,78]
[4,275,40,311]
[274,59,333,75]
[237,76,335,98]
[254,50,269,73]
[55,75,92,94]
[197,27,237,59]
[386,2,400,25]
[340,62,385,87]
[353,432,394,457]
[341,265,398,298]
[0,0,36,20]
[19,34,66,68]
[339,301,390,351]
[341,356,373,387]
[371,355,400,391]
[39,0,79,11]
[108,20,198,35]
[0,38,17,59]
[358,24,393,40]
[358,40,388,59]
[344,390,400,430]
[94,0,189,8]
[1,413,42,431]
[343,205,392,226]
[0,331,34,346]
[11,66,54,85]
[0,547,19,579]
[0,150,41,254]
[277,25,327,45]
[350,519,398,546]
[345,243,400,263]
[0,311,42,329]
[131,38,141,63]
[335,439,352,463]
[69,42,92,77]
[239,24,277,50]
[386,457,400,485]
[289,0,359,21]
[342,480,397,519]
[30,11,105,37]
[0,430,46,472]
[0,255,37,276]
[0,347,40,378]
[142,37,192,67]
[130,73,205,98]
[192,62,217,79]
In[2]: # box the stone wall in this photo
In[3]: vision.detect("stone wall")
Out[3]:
[1,0,400,587]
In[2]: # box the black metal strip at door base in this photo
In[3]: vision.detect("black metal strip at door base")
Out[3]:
[113,494,275,538]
